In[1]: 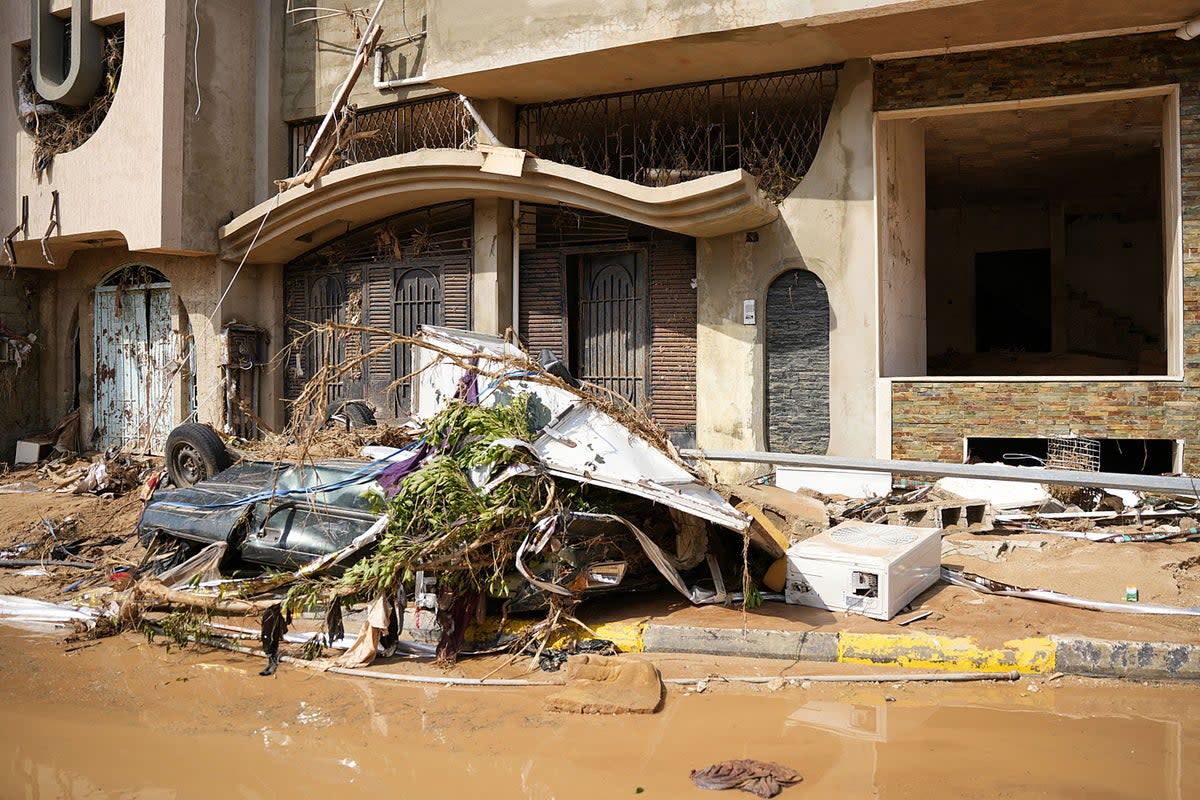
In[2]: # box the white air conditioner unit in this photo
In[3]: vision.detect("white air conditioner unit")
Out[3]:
[784,521,941,620]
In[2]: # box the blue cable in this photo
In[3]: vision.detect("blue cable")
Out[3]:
[154,438,425,511]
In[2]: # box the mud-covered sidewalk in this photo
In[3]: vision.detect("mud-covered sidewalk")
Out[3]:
[2,456,1198,682]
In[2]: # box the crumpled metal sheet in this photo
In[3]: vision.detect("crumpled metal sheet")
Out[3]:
[412,325,750,532]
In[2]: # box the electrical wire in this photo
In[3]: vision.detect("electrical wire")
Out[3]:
[192,0,202,117]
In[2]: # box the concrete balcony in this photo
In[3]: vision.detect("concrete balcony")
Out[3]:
[0,0,257,268]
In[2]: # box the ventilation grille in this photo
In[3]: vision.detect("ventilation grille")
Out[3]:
[829,524,917,547]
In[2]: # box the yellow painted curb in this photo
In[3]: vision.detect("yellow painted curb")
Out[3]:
[838,632,1055,674]
[465,618,645,653]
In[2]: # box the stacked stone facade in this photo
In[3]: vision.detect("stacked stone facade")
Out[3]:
[875,32,1200,469]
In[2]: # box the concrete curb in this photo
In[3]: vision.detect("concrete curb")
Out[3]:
[641,624,838,662]
[1052,637,1200,680]
[634,626,1200,680]
[464,620,1200,680]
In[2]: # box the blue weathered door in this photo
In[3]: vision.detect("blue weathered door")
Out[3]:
[94,280,175,452]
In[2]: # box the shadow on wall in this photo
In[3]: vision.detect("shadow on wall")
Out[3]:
[0,271,44,464]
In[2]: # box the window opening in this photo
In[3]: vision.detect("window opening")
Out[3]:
[966,436,1176,475]
[889,93,1170,377]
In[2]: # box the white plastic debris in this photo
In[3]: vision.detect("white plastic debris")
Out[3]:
[935,473,1051,510]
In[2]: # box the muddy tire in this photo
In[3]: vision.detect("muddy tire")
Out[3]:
[328,399,376,430]
[165,424,230,487]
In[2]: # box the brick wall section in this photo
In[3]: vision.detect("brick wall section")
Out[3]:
[875,32,1200,469]
[766,269,830,453]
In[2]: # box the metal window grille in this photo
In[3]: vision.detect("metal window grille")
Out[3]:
[288,94,474,174]
[516,65,840,202]
[1046,436,1101,472]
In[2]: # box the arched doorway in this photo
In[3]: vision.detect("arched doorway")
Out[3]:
[93,265,175,452]
[766,269,830,453]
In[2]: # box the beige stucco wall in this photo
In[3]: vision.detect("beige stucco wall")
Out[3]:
[424,0,976,81]
[696,59,878,479]
[282,0,441,121]
[877,117,926,376]
[1,0,260,262]
[37,247,288,447]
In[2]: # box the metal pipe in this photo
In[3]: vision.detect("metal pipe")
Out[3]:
[662,670,1021,685]
[0,559,95,569]
[683,448,1200,496]
[1177,16,1200,40]
[460,95,499,145]
[372,47,430,90]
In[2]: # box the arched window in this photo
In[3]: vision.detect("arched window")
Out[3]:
[766,269,830,453]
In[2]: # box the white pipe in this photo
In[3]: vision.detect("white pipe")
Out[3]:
[661,671,1021,685]
[372,47,430,89]
[511,200,520,332]
[1177,17,1200,40]
[459,95,499,145]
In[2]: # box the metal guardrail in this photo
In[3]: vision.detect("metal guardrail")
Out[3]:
[682,449,1200,496]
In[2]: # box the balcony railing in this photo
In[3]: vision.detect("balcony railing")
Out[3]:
[288,94,473,175]
[516,65,841,202]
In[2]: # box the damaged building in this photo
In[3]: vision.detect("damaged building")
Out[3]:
[2,0,1199,478]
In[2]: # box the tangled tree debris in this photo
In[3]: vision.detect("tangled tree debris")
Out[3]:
[117,325,755,671]
[17,24,124,176]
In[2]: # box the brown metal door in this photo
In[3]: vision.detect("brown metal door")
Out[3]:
[393,266,443,413]
[577,252,646,403]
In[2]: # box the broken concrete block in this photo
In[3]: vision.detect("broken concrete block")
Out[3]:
[14,438,52,464]
[886,499,993,532]
[544,653,663,714]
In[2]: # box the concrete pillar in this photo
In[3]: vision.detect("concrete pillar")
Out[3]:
[254,0,288,202]
[472,198,514,335]
[465,98,517,146]
[878,117,927,376]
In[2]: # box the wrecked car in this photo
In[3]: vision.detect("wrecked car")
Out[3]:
[139,326,753,621]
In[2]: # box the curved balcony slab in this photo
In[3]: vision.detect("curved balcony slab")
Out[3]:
[219,149,777,263]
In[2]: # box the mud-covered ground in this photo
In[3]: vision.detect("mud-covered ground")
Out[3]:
[2,625,1198,798]
[3,459,1200,797]
[2,459,1200,653]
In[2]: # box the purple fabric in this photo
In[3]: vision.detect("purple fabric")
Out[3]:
[456,356,480,405]
[377,441,431,497]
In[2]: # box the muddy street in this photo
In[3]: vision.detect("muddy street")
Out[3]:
[1,627,1196,799]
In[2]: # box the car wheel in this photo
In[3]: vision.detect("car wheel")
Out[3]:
[328,399,377,429]
[165,423,231,487]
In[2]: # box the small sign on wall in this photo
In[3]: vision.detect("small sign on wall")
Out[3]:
[742,299,756,325]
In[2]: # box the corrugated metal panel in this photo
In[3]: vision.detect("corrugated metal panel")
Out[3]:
[518,249,567,359]
[648,236,697,435]
[441,258,471,331]
[94,281,175,453]
[363,262,395,413]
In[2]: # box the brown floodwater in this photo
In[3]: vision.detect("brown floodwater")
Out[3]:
[1,627,1198,799]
